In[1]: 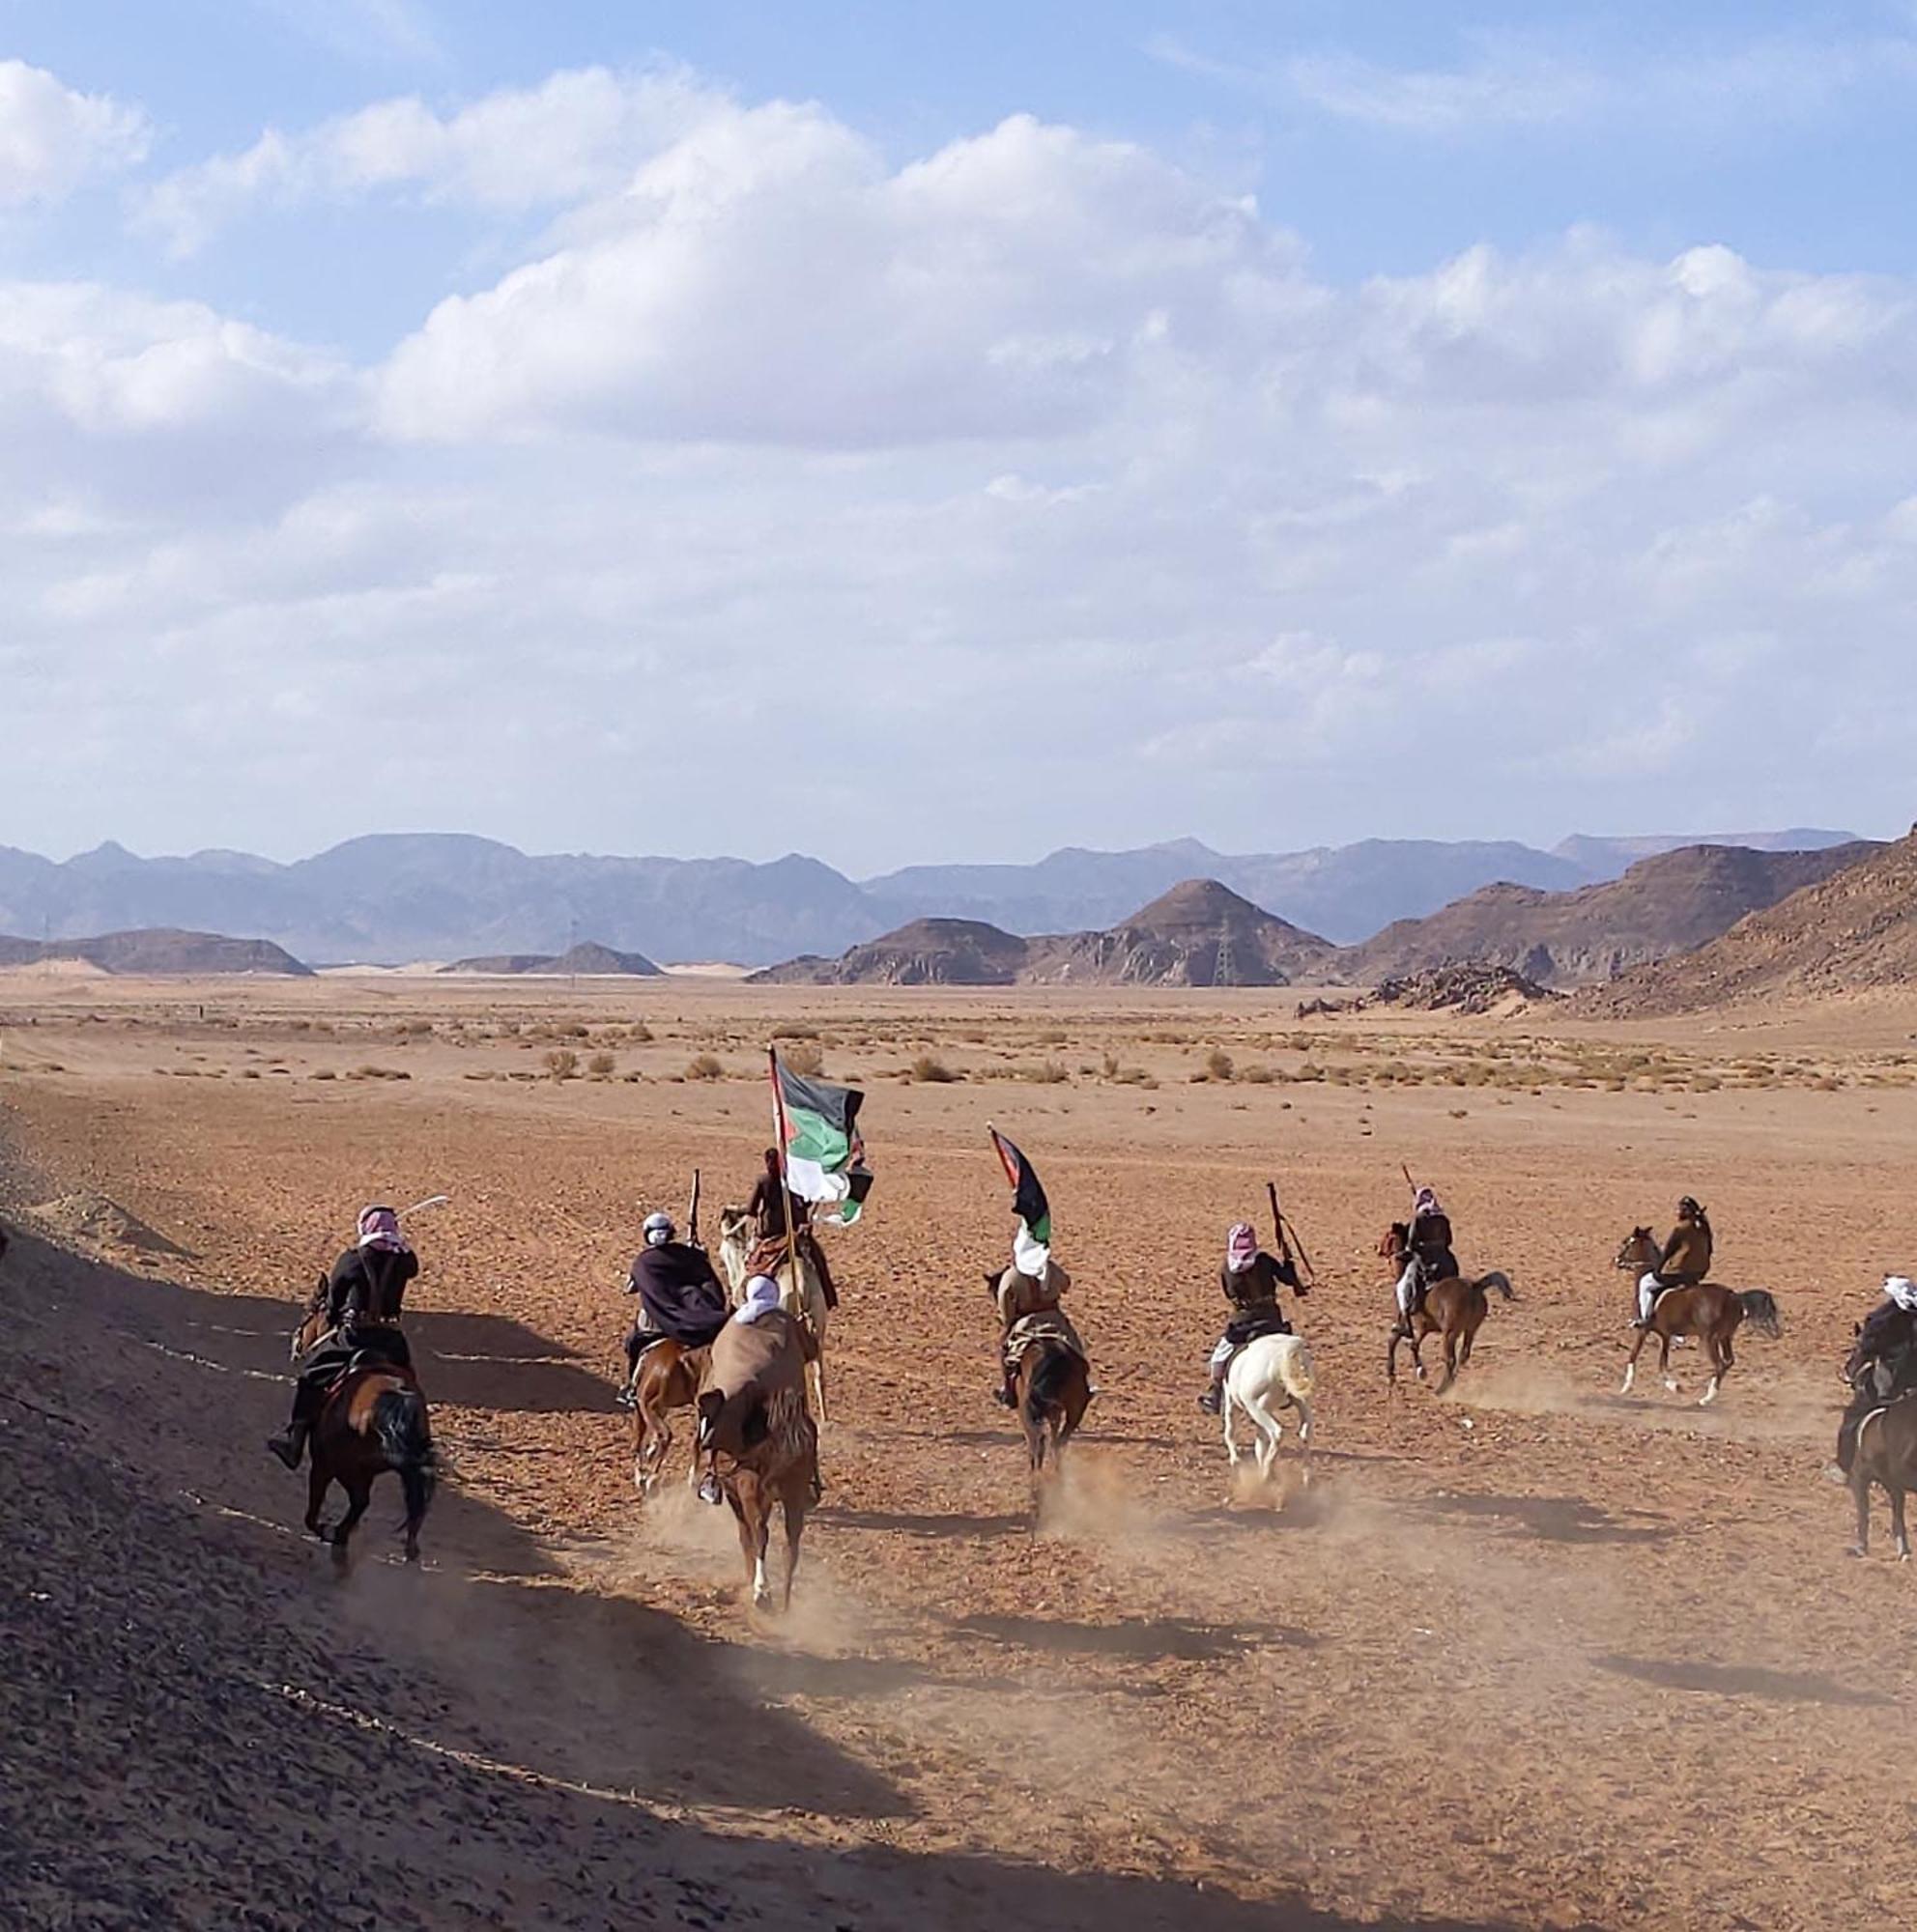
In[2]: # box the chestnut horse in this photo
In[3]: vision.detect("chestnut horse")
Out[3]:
[1614,1229,1782,1406]
[630,1338,708,1496]
[305,1362,435,1565]
[1380,1225,1513,1394]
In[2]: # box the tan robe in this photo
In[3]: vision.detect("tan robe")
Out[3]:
[700,1308,815,1458]
[994,1262,1085,1364]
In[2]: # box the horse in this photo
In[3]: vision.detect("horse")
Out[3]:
[629,1337,707,1496]
[304,1360,435,1565]
[1843,1391,1917,1561]
[1012,1335,1091,1485]
[697,1347,817,1613]
[1222,1332,1315,1483]
[717,1207,830,1421]
[1614,1229,1782,1405]
[1380,1225,1513,1394]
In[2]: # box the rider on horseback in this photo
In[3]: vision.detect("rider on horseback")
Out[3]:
[695,1268,817,1506]
[268,1205,418,1469]
[620,1209,728,1407]
[1198,1221,1303,1413]
[1633,1196,1713,1328]
[992,1250,1086,1409]
[1834,1274,1917,1476]
[747,1147,839,1310]
[1393,1186,1458,1324]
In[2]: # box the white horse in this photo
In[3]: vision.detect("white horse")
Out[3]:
[717,1207,830,1422]
[1222,1333,1315,1484]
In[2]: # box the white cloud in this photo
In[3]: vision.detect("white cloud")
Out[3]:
[134,64,724,256]
[376,106,1291,443]
[1151,27,1917,139]
[7,80,1917,864]
[0,60,149,208]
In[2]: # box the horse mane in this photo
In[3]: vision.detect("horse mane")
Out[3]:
[1377,1223,1408,1260]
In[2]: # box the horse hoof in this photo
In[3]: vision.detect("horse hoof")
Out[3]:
[1662,1379,1679,1394]
[1845,1544,1867,1559]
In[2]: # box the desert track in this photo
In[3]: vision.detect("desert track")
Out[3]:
[3,977,1914,1930]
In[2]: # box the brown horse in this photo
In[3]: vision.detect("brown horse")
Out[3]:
[304,1363,435,1565]
[1615,1229,1782,1406]
[1844,1391,1917,1560]
[1381,1225,1512,1394]
[1012,1336,1092,1484]
[630,1338,707,1496]
[696,1322,817,1612]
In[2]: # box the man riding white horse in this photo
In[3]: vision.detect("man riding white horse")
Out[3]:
[1199,1221,1304,1414]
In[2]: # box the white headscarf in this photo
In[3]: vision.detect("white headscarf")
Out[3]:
[734,1275,782,1323]
[1884,1276,1917,1314]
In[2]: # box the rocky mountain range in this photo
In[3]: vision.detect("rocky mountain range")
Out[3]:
[758,881,1338,987]
[0,827,1858,967]
[1344,842,1875,987]
[0,929,310,977]
[1581,826,1917,1015]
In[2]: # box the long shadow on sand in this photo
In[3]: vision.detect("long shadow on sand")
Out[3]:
[1411,1492,1674,1547]
[1591,1653,1874,1706]
[951,1610,1322,1662]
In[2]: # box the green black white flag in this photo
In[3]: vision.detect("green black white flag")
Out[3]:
[771,1053,873,1224]
[988,1123,1051,1277]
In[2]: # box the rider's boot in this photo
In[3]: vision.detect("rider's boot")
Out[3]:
[992,1364,1018,1408]
[1197,1382,1223,1415]
[266,1421,309,1469]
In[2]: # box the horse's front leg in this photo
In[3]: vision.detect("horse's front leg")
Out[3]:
[1659,1334,1678,1395]
[1849,1471,1873,1557]
[1620,1326,1647,1394]
[1893,1485,1910,1562]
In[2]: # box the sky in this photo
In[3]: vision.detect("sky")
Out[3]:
[3,0,1914,871]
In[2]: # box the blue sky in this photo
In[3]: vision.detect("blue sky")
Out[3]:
[2,2,1914,865]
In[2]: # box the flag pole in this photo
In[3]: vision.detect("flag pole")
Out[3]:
[768,1047,800,1283]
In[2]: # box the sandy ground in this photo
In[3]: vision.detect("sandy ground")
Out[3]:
[3,974,1915,1931]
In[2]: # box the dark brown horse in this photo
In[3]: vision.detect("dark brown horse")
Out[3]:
[1615,1229,1781,1406]
[1012,1336,1092,1484]
[1843,1390,1917,1561]
[630,1338,707,1496]
[1381,1225,1512,1394]
[304,1363,435,1565]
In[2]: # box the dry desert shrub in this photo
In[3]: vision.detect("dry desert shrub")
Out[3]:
[626,1022,654,1043]
[908,1053,959,1083]
[587,1051,615,1076]
[773,1024,820,1040]
[1203,1047,1236,1083]
[686,1053,725,1081]
[309,1069,335,1081]
[1019,1060,1069,1085]
[544,1049,580,1081]
[781,1040,825,1076]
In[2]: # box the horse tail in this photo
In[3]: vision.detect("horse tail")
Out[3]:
[1474,1271,1515,1302]
[1276,1337,1316,1402]
[1737,1290,1783,1339]
[372,1387,436,1527]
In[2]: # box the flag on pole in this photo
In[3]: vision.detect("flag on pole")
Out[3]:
[987,1124,1051,1277]
[770,1053,873,1223]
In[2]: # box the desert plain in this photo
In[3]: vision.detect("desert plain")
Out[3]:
[3,971,1915,1931]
